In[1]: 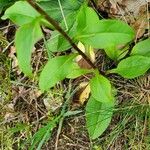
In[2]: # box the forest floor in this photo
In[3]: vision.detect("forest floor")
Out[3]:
[0,0,150,150]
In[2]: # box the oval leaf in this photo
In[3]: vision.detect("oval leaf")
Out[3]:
[86,96,114,139]
[77,20,135,49]
[111,55,150,78]
[15,20,43,76]
[39,54,77,92]
[38,0,84,22]
[2,1,40,25]
[131,38,150,57]
[77,5,100,34]
[90,73,114,103]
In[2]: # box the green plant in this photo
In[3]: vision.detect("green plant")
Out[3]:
[0,0,17,13]
[2,0,150,148]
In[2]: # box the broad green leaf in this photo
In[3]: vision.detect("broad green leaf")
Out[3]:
[77,19,135,49]
[77,4,100,34]
[38,0,84,23]
[86,96,114,139]
[131,38,150,57]
[90,73,114,103]
[39,54,77,92]
[76,6,134,55]
[2,1,40,25]
[15,19,43,76]
[110,55,150,78]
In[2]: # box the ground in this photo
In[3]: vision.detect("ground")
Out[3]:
[0,0,150,150]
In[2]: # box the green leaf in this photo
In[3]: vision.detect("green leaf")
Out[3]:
[86,96,114,139]
[131,38,150,57]
[2,1,40,25]
[15,19,43,76]
[39,54,77,92]
[77,19,135,49]
[90,73,114,103]
[77,4,100,34]
[38,0,84,23]
[110,55,150,78]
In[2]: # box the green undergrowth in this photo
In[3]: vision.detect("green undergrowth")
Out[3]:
[0,0,150,149]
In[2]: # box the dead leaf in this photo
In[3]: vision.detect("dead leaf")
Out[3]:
[29,88,42,101]
[77,58,92,69]
[73,82,91,105]
[76,42,96,69]
[4,113,15,122]
[76,42,86,62]
[43,98,62,112]
[79,84,91,105]
[43,91,63,112]
[132,5,150,40]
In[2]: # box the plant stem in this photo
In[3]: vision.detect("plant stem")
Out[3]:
[26,0,98,70]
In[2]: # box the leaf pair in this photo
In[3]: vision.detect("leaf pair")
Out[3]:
[40,56,115,140]
[3,0,149,143]
[110,38,150,79]
[39,54,92,92]
[75,5,135,60]
[2,1,84,76]
[47,4,135,58]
